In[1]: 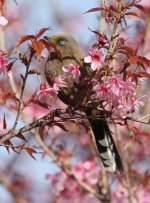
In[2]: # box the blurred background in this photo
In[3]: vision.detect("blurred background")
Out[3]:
[0,0,100,202]
[1,0,150,202]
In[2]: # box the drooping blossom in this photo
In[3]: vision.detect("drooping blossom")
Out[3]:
[0,50,9,75]
[52,74,67,92]
[84,48,104,71]
[107,74,136,98]
[0,16,8,26]
[62,64,81,83]
[35,84,57,103]
[92,74,145,118]
[92,83,109,100]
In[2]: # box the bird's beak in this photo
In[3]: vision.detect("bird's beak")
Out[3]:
[44,36,51,41]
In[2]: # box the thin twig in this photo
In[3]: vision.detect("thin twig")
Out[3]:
[11,51,34,133]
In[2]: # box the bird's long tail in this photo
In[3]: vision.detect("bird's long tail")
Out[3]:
[88,118,124,174]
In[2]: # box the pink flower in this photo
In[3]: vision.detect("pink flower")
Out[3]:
[52,74,67,92]
[62,64,81,83]
[84,48,104,71]
[107,75,136,99]
[91,74,143,118]
[35,84,57,103]
[92,83,109,100]
[0,50,9,75]
[72,160,100,185]
[0,16,8,26]
[46,171,81,199]
[112,103,132,119]
[107,75,125,97]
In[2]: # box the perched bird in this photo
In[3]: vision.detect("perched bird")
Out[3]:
[44,32,124,174]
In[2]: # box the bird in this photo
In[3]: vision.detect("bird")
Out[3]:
[44,32,124,174]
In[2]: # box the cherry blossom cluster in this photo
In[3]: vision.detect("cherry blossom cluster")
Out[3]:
[91,74,146,118]
[46,160,100,201]
[83,48,146,119]
[35,47,146,119]
[71,160,100,185]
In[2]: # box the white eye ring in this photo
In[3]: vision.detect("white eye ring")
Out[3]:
[59,40,65,45]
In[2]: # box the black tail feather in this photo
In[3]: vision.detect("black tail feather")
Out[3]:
[88,118,124,174]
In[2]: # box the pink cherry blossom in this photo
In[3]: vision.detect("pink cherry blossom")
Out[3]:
[0,16,8,26]
[72,160,100,185]
[0,50,9,75]
[107,75,136,97]
[52,74,67,92]
[92,82,109,100]
[62,64,81,83]
[35,84,57,103]
[46,171,81,199]
[91,74,144,118]
[84,48,104,71]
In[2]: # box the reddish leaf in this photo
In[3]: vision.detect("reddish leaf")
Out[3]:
[4,140,13,153]
[24,147,37,160]
[134,4,145,12]
[35,27,51,39]
[3,114,7,129]
[39,38,62,59]
[39,38,50,50]
[117,38,125,47]
[138,56,150,67]
[84,7,107,14]
[18,133,27,142]
[15,144,26,149]
[136,72,150,78]
[125,12,142,18]
[109,5,119,13]
[54,123,69,132]
[131,55,138,64]
[32,40,43,57]
[119,46,137,56]
[40,38,61,56]
[117,50,129,56]
[16,35,36,48]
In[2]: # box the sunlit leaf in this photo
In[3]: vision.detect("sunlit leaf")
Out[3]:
[138,56,150,67]
[24,147,38,160]
[136,72,150,78]
[35,27,51,39]
[125,12,142,19]
[16,35,36,48]
[84,7,107,14]
[134,4,145,12]
[32,40,43,57]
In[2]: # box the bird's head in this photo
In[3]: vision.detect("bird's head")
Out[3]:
[44,32,84,60]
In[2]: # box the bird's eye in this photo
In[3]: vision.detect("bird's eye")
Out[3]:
[59,40,65,45]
